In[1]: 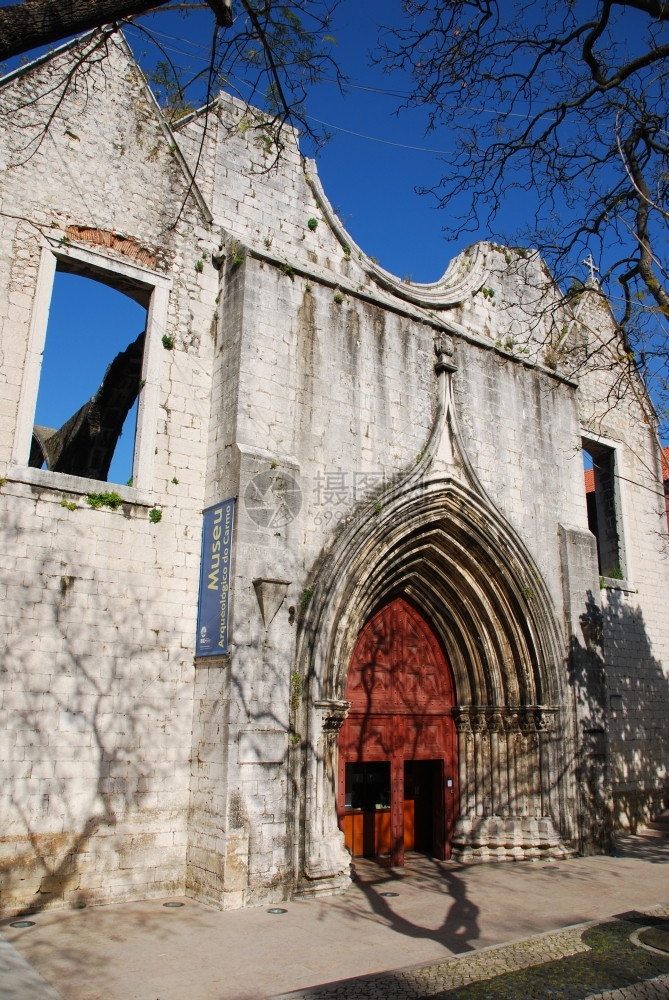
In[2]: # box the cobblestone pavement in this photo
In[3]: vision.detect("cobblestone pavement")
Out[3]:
[272,907,669,1000]
[585,977,669,1000]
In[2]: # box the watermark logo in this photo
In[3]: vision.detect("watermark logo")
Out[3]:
[312,470,387,526]
[244,470,302,528]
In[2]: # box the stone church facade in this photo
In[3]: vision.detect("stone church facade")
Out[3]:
[1,34,668,915]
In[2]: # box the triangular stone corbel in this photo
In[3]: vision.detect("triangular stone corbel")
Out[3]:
[253,578,290,627]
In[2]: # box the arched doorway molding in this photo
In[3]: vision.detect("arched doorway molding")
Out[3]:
[295,476,578,895]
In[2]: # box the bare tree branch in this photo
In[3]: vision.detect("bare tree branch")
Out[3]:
[377,0,669,433]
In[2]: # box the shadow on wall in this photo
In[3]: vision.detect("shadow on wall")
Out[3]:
[568,591,612,853]
[569,587,669,846]
[567,587,668,849]
[601,589,669,831]
[0,508,181,917]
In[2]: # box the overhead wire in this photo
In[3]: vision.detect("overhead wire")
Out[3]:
[303,113,454,154]
[122,22,570,135]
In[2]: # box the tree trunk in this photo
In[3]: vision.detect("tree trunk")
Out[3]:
[0,0,232,62]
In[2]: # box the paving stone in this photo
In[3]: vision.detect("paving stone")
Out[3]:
[272,908,669,1000]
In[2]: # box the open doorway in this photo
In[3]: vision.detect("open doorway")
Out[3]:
[342,761,391,856]
[341,758,446,859]
[404,760,444,855]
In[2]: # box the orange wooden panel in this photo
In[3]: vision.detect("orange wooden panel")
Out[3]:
[344,597,454,716]
[342,812,364,856]
[375,810,392,854]
[403,799,415,851]
[353,813,363,856]
[342,812,351,853]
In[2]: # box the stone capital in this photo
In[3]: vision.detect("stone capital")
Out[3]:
[452,707,472,734]
[314,699,350,734]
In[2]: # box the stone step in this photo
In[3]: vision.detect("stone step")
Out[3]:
[638,811,669,837]
[637,825,669,838]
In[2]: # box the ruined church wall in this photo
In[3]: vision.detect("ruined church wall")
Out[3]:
[573,293,669,828]
[452,346,587,615]
[174,104,626,897]
[0,41,218,912]
[200,108,589,622]
[192,253,440,905]
[200,251,593,898]
[3,35,665,916]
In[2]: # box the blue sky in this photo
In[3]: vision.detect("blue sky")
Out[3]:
[125,0,521,282]
[34,273,145,484]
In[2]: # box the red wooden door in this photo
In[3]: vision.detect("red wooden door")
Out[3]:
[338,596,458,864]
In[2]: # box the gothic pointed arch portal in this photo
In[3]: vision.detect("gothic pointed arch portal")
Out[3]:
[297,479,576,896]
[338,596,458,865]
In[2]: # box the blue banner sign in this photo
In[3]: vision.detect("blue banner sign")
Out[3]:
[196,498,234,657]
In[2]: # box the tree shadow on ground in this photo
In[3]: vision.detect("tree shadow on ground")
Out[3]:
[350,855,480,954]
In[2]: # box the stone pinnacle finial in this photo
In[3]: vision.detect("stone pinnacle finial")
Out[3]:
[582,253,600,285]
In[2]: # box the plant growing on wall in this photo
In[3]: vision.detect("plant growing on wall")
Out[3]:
[229,242,245,269]
[298,587,313,620]
[290,670,301,711]
[85,491,124,510]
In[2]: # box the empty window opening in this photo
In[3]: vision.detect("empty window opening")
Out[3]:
[582,440,625,579]
[29,269,148,485]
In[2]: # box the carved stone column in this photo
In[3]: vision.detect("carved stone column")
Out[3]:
[505,710,521,815]
[535,708,557,819]
[521,709,540,818]
[301,699,351,890]
[488,712,504,816]
[453,709,474,817]
[450,704,571,862]
[471,712,488,816]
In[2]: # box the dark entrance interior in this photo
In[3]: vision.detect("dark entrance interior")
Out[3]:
[404,760,442,854]
[343,761,391,856]
[338,596,458,865]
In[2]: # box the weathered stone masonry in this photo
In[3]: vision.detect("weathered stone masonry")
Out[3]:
[0,33,667,915]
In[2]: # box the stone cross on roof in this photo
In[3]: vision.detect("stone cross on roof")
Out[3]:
[582,253,600,284]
